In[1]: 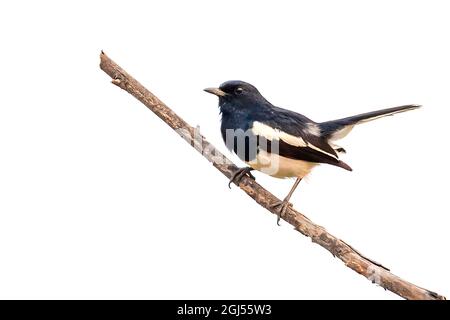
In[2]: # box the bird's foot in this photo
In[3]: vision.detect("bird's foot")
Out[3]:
[270,200,293,226]
[228,167,255,189]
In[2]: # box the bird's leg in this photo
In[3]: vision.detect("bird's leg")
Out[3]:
[228,167,255,189]
[270,177,302,225]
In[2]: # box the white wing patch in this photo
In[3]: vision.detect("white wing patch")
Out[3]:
[251,121,338,159]
[251,121,306,147]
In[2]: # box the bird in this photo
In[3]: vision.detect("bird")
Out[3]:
[204,80,420,224]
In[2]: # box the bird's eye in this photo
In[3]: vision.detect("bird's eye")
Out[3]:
[235,87,243,95]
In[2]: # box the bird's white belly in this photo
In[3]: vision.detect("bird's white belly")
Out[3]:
[246,149,318,179]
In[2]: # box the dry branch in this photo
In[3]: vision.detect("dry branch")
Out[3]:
[99,51,445,300]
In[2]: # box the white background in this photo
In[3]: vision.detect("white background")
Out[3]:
[0,0,448,299]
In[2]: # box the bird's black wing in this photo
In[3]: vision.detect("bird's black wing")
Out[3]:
[251,107,352,171]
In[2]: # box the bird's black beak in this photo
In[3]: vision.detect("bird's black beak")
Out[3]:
[204,87,227,97]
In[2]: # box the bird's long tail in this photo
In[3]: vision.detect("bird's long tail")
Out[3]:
[319,104,421,141]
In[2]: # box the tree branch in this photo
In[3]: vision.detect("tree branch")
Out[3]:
[99,51,445,300]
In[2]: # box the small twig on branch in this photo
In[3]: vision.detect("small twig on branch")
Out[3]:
[99,51,445,300]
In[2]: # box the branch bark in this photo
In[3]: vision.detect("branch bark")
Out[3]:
[99,51,445,300]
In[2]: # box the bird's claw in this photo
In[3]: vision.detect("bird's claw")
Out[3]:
[228,167,255,189]
[270,200,293,225]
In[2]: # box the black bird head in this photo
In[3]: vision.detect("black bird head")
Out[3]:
[204,80,268,114]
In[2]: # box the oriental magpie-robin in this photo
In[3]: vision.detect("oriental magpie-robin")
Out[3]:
[204,81,420,224]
